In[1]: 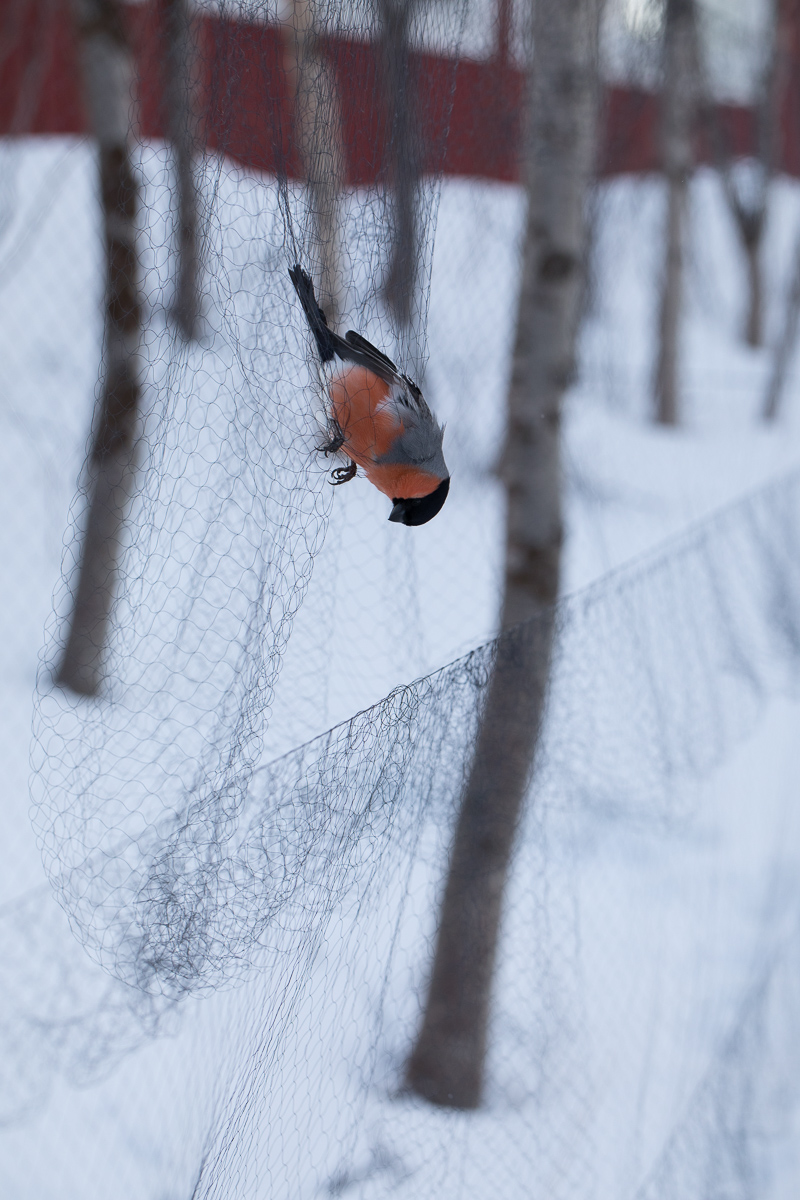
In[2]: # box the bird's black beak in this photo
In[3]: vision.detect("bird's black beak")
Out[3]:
[387,479,450,527]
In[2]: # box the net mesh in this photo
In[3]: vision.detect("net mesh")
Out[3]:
[1,0,800,1195]
[31,0,467,996]
[11,472,800,1195]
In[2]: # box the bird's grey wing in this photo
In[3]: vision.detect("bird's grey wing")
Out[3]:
[398,374,435,421]
[340,331,399,384]
[377,415,448,477]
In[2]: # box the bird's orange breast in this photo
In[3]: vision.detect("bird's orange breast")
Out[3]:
[328,366,440,499]
[329,366,396,461]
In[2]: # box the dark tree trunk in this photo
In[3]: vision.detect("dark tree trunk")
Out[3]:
[405,616,557,1108]
[701,0,782,350]
[654,0,698,426]
[162,0,201,341]
[282,0,345,322]
[379,0,420,331]
[762,2,800,413]
[744,227,764,348]
[495,0,512,63]
[763,232,800,421]
[57,0,141,696]
[656,173,686,426]
[405,0,603,1111]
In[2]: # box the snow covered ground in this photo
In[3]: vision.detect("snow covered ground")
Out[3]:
[267,169,800,758]
[1,138,800,1196]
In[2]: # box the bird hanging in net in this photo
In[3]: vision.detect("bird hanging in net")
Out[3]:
[289,264,450,526]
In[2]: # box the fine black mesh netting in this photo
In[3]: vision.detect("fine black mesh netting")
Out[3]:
[11,471,800,1195]
[2,0,800,1195]
[32,0,468,992]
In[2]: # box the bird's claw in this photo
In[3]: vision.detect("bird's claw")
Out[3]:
[330,461,357,486]
[318,426,346,456]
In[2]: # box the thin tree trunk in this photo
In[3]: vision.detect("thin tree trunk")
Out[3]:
[740,0,782,348]
[763,230,800,420]
[654,0,697,426]
[710,176,766,350]
[763,1,800,410]
[282,0,345,322]
[495,0,512,63]
[163,0,201,340]
[700,0,781,349]
[57,0,141,696]
[406,0,602,1111]
[744,229,764,348]
[656,175,686,425]
[379,0,419,330]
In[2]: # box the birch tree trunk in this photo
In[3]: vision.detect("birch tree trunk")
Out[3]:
[762,0,800,414]
[379,0,420,331]
[740,0,783,347]
[763,230,800,420]
[162,0,201,340]
[495,0,512,63]
[282,0,345,322]
[701,0,782,349]
[57,0,141,696]
[405,0,603,1111]
[654,0,697,426]
[743,228,764,346]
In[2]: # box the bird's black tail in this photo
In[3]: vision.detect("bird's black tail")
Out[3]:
[288,265,336,363]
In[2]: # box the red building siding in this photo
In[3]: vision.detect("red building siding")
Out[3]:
[1,0,798,181]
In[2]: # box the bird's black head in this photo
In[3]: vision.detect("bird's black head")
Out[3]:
[388,477,450,527]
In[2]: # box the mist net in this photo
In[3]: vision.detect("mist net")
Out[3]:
[30,0,469,999]
[0,0,799,1196]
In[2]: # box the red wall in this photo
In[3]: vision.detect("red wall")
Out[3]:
[1,0,796,182]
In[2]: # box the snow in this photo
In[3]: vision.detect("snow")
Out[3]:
[267,170,800,756]
[1,137,800,1196]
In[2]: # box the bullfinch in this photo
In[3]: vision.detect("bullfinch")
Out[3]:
[289,264,450,526]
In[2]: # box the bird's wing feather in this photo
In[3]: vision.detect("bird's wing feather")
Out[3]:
[376,412,446,475]
[342,331,399,382]
[289,265,337,362]
[289,265,415,390]
[399,374,434,420]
